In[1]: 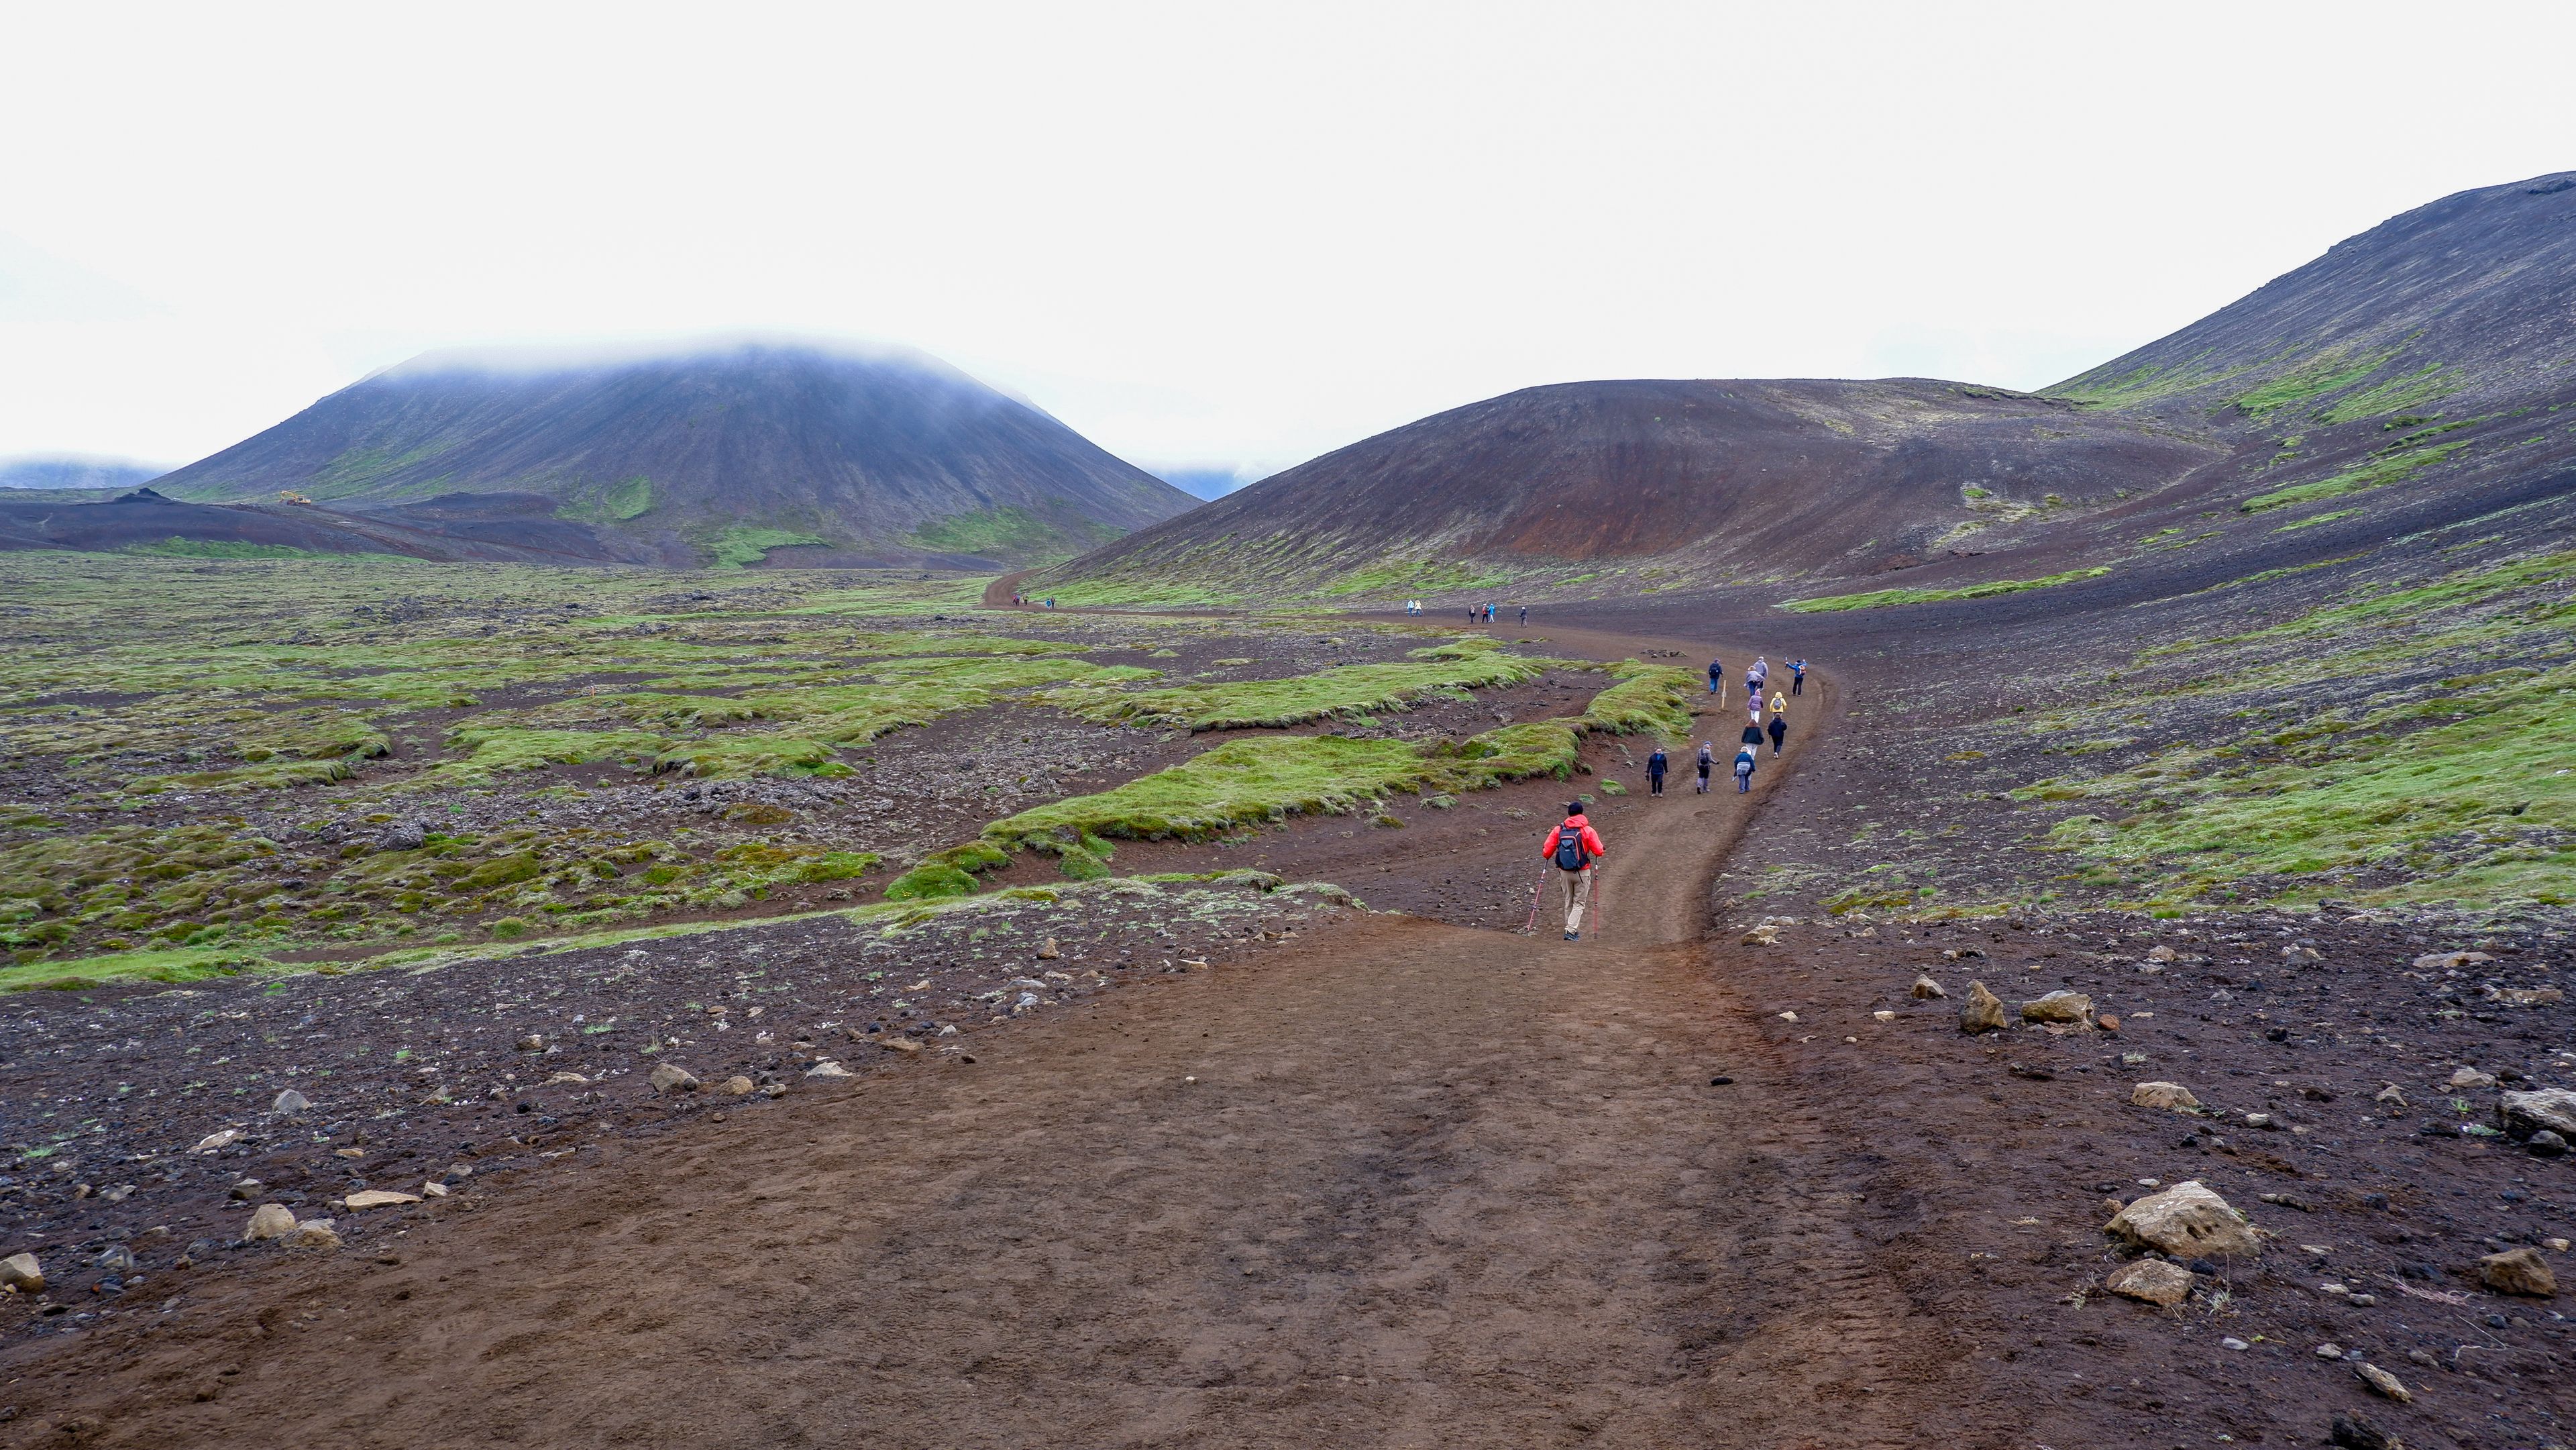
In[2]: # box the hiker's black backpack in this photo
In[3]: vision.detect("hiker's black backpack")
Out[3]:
[1553,824,1589,870]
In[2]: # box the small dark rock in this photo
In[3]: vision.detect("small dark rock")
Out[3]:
[2527,1129,2567,1159]
[1709,1076,1734,1086]
[2330,1412,2400,1450]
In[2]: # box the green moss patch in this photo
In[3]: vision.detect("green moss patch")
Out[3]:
[1782,567,2109,613]
[2241,442,2467,513]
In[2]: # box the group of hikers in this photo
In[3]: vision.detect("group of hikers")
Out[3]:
[1538,652,1810,941]
[1007,592,1055,608]
[1405,601,1526,626]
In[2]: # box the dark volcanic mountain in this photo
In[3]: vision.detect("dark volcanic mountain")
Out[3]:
[147,343,1197,568]
[1045,377,2220,597]
[1045,171,2576,606]
[0,456,165,492]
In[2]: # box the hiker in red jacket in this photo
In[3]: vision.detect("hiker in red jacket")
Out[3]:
[1542,802,1606,941]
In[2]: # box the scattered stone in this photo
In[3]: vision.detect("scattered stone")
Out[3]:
[1741,925,1781,947]
[2413,950,2494,971]
[2145,945,2178,963]
[1871,1010,1896,1022]
[2282,945,2324,963]
[2449,1066,2498,1090]
[2096,1013,2121,1032]
[343,1190,420,1211]
[2021,990,2093,1025]
[2528,1129,2568,1159]
[2258,1192,2313,1212]
[2103,1258,2196,1305]
[2489,986,2565,1006]
[376,819,429,852]
[241,1204,298,1242]
[270,1088,311,1116]
[421,1182,449,1198]
[720,1075,756,1095]
[2131,1082,2200,1112]
[2499,1088,2576,1139]
[806,1060,854,1078]
[2374,1083,2408,1108]
[1942,945,1985,960]
[2315,1342,2344,1359]
[759,1082,789,1098]
[647,1063,700,1094]
[1910,974,1946,1000]
[2329,1412,2401,1450]
[0,1253,42,1294]
[2478,1247,2556,1298]
[288,1219,342,1251]
[2354,1363,2411,1403]
[1960,980,2007,1034]
[515,1034,545,1052]
[879,1036,924,1055]
[1776,1011,1799,1023]
[227,1179,263,1201]
[2105,1180,2261,1259]
[543,1072,589,1086]
[1036,938,1061,960]
[191,1128,241,1154]
[2220,1337,2249,1351]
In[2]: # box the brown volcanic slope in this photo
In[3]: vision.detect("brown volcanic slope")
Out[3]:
[1046,170,2576,607]
[142,342,1196,569]
[1044,378,2221,597]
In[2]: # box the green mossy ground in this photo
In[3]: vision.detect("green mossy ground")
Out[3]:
[1780,567,2109,613]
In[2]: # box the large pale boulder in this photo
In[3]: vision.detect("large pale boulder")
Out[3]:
[0,1253,42,1294]
[2103,1258,2196,1305]
[2479,1247,2556,1298]
[2131,1082,2201,1113]
[2499,1088,2576,1139]
[2022,990,2094,1025]
[2104,1180,2260,1259]
[1959,980,2007,1034]
[241,1203,299,1242]
[647,1062,700,1094]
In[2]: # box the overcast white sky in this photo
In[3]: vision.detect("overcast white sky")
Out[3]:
[3,2,2572,484]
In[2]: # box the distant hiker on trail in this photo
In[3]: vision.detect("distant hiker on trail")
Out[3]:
[1518,605,1527,626]
[1766,710,1787,756]
[1695,741,1714,792]
[1747,698,1764,729]
[1646,747,1668,796]
[1707,658,1725,697]
[1741,721,1764,751]
[1789,658,1808,696]
[1542,802,1605,941]
[1734,745,1757,792]
[1769,690,1788,719]
[1750,656,1770,694]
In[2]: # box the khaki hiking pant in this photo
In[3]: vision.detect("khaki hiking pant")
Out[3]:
[1558,866,1594,935]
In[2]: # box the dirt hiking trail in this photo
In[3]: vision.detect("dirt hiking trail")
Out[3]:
[5,633,2006,1449]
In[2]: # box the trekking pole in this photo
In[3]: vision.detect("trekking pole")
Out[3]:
[1523,864,1548,933]
[1591,869,1606,943]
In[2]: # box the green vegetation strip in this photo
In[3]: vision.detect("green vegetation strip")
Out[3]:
[2241,442,2465,513]
[1780,567,2108,613]
[1051,638,1551,731]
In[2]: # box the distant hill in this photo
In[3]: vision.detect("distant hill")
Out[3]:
[0,456,165,491]
[1044,378,2218,599]
[1154,467,1254,501]
[148,342,1197,568]
[1044,172,2576,606]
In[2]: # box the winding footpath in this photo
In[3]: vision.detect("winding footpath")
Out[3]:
[3,626,1999,1449]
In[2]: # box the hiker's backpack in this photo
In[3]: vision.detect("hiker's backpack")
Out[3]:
[1553,825,1589,870]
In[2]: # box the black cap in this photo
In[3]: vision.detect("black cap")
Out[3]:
[1566,801,1583,816]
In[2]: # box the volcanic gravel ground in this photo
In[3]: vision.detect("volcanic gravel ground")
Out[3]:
[1706,907,2574,1449]
[0,875,1360,1321]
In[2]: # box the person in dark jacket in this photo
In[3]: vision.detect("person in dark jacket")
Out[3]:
[1646,747,1667,796]
[1695,741,1715,793]
[1734,745,1757,792]
[1767,711,1788,756]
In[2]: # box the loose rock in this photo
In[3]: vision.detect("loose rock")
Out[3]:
[2499,1087,2576,1139]
[2412,949,2493,970]
[2103,1258,2196,1305]
[270,1088,311,1116]
[647,1063,700,1094]
[2478,1247,2557,1298]
[2528,1129,2569,1158]
[288,1219,343,1251]
[806,1059,854,1078]
[2329,1412,2401,1450]
[241,1203,299,1242]
[1036,938,1061,960]
[515,1034,546,1052]
[720,1075,756,1095]
[2021,990,2094,1025]
[191,1128,241,1154]
[2354,1363,2411,1403]
[1910,974,1946,999]
[1959,980,2006,1034]
[2449,1066,2498,1090]
[344,1189,421,1211]
[2131,1082,2200,1113]
[0,1253,42,1294]
[2104,1180,2261,1259]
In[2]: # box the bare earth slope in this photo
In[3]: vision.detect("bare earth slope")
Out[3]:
[146,344,1197,569]
[1044,378,2220,598]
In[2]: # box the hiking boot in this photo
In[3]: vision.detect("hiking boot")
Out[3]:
[1563,931,1578,941]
